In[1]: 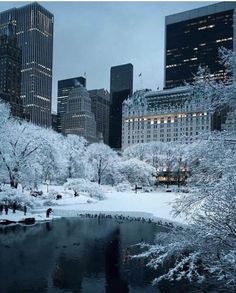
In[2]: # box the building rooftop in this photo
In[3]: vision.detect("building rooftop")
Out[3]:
[145,86,191,98]
[166,1,236,25]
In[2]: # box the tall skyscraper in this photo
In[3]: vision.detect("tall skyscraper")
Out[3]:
[62,85,97,143]
[57,76,86,133]
[0,23,23,118]
[165,2,236,89]
[89,89,110,145]
[109,63,133,149]
[0,2,54,126]
[51,112,58,132]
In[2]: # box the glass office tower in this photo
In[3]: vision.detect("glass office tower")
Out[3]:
[89,89,110,145]
[0,2,54,126]
[165,2,236,88]
[0,24,23,118]
[109,63,133,149]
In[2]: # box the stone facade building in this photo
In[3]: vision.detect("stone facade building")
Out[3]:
[62,85,97,143]
[122,87,212,149]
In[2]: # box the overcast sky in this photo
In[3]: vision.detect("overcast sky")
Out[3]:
[1,1,215,111]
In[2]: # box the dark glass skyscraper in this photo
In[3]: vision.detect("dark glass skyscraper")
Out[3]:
[165,2,236,89]
[0,2,54,126]
[57,76,86,133]
[89,89,110,145]
[0,24,23,118]
[109,63,133,149]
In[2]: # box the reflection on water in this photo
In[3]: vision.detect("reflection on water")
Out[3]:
[0,218,163,293]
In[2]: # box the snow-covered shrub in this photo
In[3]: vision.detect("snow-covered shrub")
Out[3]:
[40,190,61,207]
[115,182,132,192]
[64,178,105,200]
[43,199,58,207]
[0,186,42,209]
[42,189,60,200]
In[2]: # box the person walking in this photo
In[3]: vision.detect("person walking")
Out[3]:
[5,205,8,215]
[13,202,17,213]
[0,204,3,214]
[24,205,27,216]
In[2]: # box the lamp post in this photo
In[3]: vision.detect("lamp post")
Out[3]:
[177,156,182,187]
[166,150,171,188]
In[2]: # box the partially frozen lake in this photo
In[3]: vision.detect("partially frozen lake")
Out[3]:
[0,217,167,293]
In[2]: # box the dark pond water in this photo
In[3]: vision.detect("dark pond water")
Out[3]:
[0,217,168,293]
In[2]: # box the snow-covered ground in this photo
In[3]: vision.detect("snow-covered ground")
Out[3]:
[39,185,186,225]
[0,208,58,223]
[0,184,186,226]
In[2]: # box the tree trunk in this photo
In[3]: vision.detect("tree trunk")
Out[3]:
[68,165,72,178]
[10,178,18,189]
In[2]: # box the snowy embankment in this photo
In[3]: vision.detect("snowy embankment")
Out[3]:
[38,185,186,225]
[0,208,59,225]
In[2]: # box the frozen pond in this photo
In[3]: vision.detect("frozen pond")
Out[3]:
[0,217,168,293]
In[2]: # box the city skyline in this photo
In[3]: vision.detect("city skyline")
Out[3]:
[0,1,215,112]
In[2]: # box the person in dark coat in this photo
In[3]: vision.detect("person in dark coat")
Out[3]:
[0,204,3,214]
[5,205,8,215]
[13,202,17,213]
[24,205,27,216]
[74,190,79,197]
[46,208,53,218]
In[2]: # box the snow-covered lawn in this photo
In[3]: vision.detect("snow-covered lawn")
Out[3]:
[42,185,186,224]
[0,184,186,225]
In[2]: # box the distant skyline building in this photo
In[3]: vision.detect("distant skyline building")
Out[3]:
[89,88,110,145]
[109,63,133,149]
[62,85,97,143]
[0,2,54,126]
[51,112,58,132]
[165,2,236,89]
[0,23,23,118]
[57,76,86,133]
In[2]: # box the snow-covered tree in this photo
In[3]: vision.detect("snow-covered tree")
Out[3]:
[188,48,236,122]
[134,132,236,290]
[86,143,117,184]
[131,49,236,290]
[0,101,63,189]
[64,134,87,179]
[114,158,155,186]
[123,143,148,161]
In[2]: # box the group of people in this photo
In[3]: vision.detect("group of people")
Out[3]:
[0,202,27,216]
[0,204,9,215]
